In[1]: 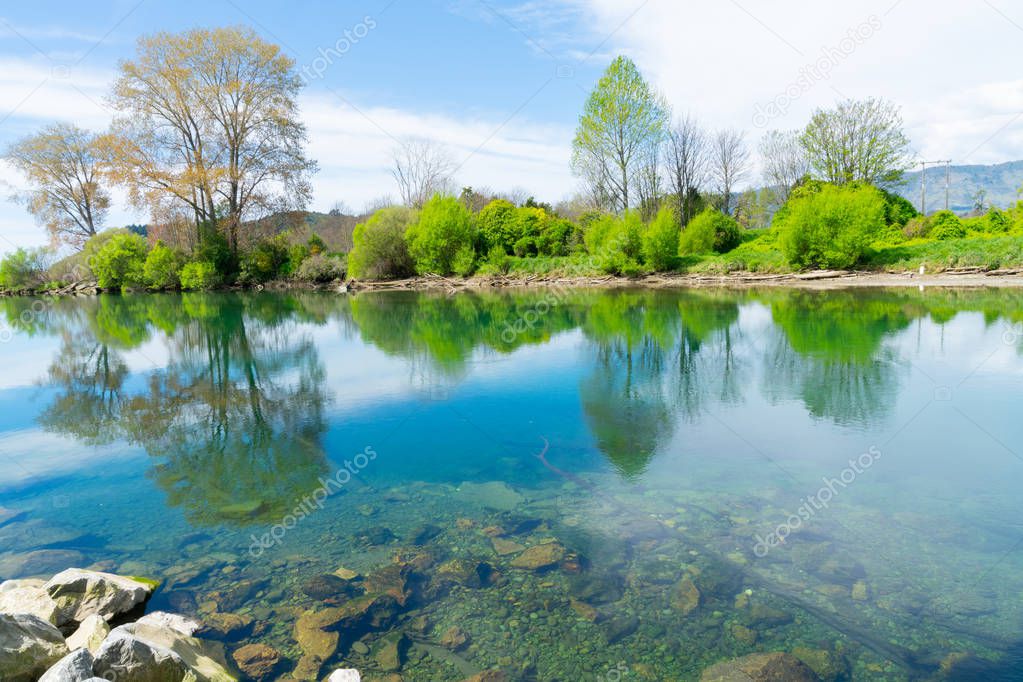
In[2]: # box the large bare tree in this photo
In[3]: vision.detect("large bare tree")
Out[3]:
[664,115,708,226]
[710,129,751,215]
[759,130,809,201]
[391,138,455,209]
[104,27,317,251]
[4,123,110,247]
[801,98,913,185]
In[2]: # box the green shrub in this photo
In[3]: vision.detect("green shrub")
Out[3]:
[985,208,1012,233]
[680,209,742,255]
[513,236,535,257]
[92,233,149,290]
[349,206,416,280]
[642,207,680,271]
[406,196,477,275]
[452,245,477,277]
[306,233,328,255]
[930,211,966,240]
[239,234,290,284]
[0,248,49,290]
[179,261,221,290]
[583,214,618,254]
[880,188,919,228]
[903,216,931,239]
[484,246,511,274]
[776,184,886,269]
[477,199,518,253]
[143,242,184,290]
[535,217,580,256]
[196,223,236,279]
[295,253,346,283]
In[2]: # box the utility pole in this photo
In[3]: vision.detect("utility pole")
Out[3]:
[919,160,952,215]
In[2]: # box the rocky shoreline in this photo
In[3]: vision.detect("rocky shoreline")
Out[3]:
[2,267,1023,300]
[0,568,362,681]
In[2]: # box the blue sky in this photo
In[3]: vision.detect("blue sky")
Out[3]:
[3,0,1023,253]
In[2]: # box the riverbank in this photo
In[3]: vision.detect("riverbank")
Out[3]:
[3,267,1023,299]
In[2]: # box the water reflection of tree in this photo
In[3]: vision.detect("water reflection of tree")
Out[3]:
[580,291,743,478]
[36,293,336,526]
[760,291,912,427]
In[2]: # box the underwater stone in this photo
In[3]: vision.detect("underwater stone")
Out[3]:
[231,643,281,681]
[699,652,821,681]
[372,632,408,672]
[439,625,470,651]
[671,576,701,616]
[491,537,525,556]
[409,524,443,545]
[302,574,361,604]
[791,647,850,682]
[455,482,525,511]
[509,543,566,570]
[202,612,254,640]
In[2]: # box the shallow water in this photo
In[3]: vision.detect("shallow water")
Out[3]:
[1,287,1022,681]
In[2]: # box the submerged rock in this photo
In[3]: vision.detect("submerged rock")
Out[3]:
[700,652,821,681]
[353,526,396,547]
[372,632,408,672]
[455,482,525,511]
[791,647,850,682]
[45,569,155,626]
[0,613,69,682]
[409,524,443,545]
[38,648,94,682]
[202,612,254,640]
[461,672,508,682]
[671,576,701,616]
[231,643,281,681]
[65,614,109,654]
[509,543,566,571]
[602,615,639,644]
[439,626,470,651]
[0,579,60,624]
[490,538,525,557]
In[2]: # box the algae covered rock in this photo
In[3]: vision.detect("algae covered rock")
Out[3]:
[0,613,69,682]
[45,569,155,626]
[700,652,821,681]
[38,648,94,682]
[509,542,566,570]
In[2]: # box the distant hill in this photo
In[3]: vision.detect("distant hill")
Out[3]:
[896,161,1023,215]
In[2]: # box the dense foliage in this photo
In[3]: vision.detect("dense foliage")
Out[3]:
[405,196,477,275]
[679,209,743,256]
[776,184,887,269]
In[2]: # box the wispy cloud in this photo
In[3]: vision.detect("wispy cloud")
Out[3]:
[0,17,110,46]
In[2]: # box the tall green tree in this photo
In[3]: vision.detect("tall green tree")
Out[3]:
[801,98,913,186]
[571,56,668,214]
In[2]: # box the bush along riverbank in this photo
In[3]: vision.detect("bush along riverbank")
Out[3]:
[4,182,1023,299]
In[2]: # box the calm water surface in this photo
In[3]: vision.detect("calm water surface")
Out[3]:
[1,287,1022,681]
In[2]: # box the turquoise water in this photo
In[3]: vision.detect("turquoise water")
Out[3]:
[0,287,1022,681]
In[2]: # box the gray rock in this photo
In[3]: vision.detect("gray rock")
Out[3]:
[0,613,69,682]
[45,569,155,626]
[65,614,109,654]
[39,648,94,682]
[93,632,196,682]
[325,670,361,681]
[0,579,61,624]
[102,621,236,681]
[135,611,204,637]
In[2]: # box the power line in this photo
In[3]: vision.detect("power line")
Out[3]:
[918,160,952,214]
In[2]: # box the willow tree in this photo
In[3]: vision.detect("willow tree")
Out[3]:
[4,124,109,247]
[572,56,668,214]
[105,27,317,251]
